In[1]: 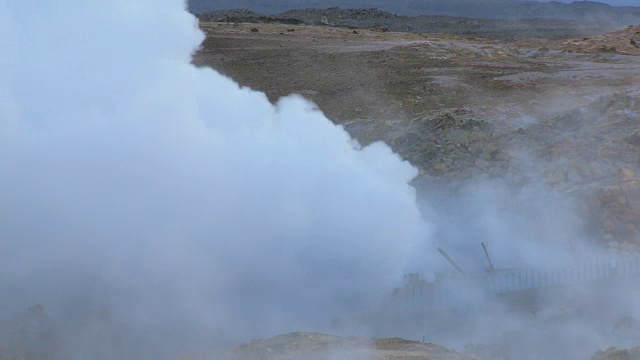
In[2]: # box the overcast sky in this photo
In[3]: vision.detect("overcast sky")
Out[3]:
[547,0,639,5]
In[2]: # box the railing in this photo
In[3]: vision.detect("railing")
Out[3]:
[485,256,640,294]
[393,256,640,302]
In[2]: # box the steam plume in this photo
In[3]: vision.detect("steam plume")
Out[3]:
[0,0,426,357]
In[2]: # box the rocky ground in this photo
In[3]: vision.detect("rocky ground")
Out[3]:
[194,21,640,250]
[223,332,473,360]
[219,332,640,360]
[517,24,640,55]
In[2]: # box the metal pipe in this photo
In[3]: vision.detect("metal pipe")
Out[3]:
[437,247,467,276]
[481,242,495,272]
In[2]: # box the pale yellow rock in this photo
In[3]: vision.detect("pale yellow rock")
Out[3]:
[620,168,635,182]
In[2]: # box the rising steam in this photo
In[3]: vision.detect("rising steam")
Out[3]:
[3,1,640,359]
[0,0,427,357]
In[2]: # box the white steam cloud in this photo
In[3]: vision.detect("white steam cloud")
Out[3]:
[0,0,427,356]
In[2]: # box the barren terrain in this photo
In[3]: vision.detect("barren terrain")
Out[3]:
[195,21,640,250]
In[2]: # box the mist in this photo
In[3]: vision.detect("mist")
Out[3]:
[3,0,640,359]
[0,0,428,358]
[537,0,638,5]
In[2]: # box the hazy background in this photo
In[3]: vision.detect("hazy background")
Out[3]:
[551,0,638,5]
[188,0,640,21]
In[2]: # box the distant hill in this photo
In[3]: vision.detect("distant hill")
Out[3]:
[189,0,640,25]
